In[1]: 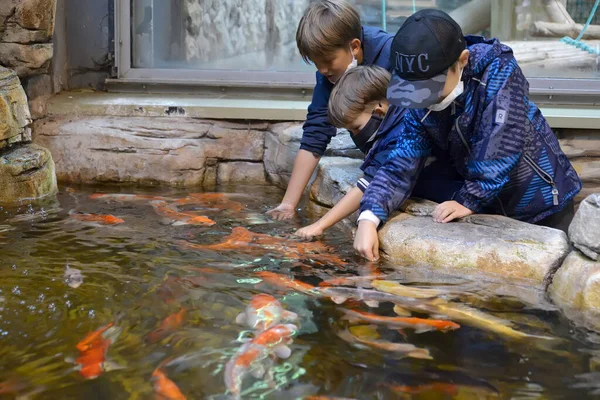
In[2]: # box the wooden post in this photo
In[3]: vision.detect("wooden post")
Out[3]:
[491,0,516,41]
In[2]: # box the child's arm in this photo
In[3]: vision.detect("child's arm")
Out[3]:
[295,187,363,238]
[267,73,336,220]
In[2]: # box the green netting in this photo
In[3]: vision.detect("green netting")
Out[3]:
[568,0,600,24]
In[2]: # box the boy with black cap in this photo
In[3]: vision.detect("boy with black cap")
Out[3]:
[353,9,582,261]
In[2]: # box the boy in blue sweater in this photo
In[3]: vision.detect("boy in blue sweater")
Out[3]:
[266,0,395,221]
[354,9,582,261]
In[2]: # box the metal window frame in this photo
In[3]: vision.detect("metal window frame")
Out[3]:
[114,0,600,103]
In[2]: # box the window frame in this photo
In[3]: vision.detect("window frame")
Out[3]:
[114,0,600,103]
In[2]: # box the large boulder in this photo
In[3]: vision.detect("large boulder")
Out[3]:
[569,193,600,260]
[379,207,571,289]
[0,66,31,149]
[264,123,362,188]
[549,251,600,332]
[0,143,57,203]
[0,0,57,44]
[33,116,266,187]
[0,43,53,77]
[310,157,362,207]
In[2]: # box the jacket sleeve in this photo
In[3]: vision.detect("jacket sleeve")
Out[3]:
[453,58,527,212]
[357,137,398,193]
[299,72,337,156]
[359,112,432,223]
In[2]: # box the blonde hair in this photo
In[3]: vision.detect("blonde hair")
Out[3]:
[296,0,362,63]
[328,65,391,128]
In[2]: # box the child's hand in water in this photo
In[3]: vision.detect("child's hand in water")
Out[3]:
[432,201,473,223]
[295,222,324,239]
[354,220,380,261]
[266,203,296,220]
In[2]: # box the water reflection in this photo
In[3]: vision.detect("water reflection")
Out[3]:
[0,185,598,399]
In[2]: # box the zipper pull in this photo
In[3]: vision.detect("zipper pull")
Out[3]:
[552,185,559,206]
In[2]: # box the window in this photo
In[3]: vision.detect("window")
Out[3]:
[115,0,600,101]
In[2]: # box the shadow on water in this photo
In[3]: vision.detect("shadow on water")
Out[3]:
[0,184,598,399]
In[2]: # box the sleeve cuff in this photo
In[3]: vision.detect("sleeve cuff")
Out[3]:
[356,178,370,193]
[357,210,381,227]
[453,189,483,213]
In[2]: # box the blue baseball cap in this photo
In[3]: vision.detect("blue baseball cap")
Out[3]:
[387,9,466,108]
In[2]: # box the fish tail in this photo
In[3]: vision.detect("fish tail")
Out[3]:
[224,359,246,398]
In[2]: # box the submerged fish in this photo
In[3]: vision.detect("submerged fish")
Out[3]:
[64,262,83,289]
[340,308,460,333]
[337,327,431,359]
[146,308,186,344]
[254,271,318,296]
[150,200,216,226]
[174,193,245,213]
[225,324,297,399]
[75,323,122,379]
[236,294,298,331]
[90,193,167,202]
[152,364,186,400]
[69,212,125,225]
[315,286,433,309]
[371,280,447,299]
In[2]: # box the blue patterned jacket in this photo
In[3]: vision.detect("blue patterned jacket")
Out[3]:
[360,36,582,224]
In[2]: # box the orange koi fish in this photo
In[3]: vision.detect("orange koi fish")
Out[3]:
[236,294,298,331]
[254,271,317,295]
[178,227,347,267]
[225,324,297,399]
[146,308,186,344]
[152,365,186,400]
[75,323,121,379]
[90,193,166,202]
[174,193,245,213]
[69,212,125,225]
[150,200,215,226]
[340,308,460,333]
[337,328,431,359]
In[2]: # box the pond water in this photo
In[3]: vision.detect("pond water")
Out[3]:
[1,185,599,399]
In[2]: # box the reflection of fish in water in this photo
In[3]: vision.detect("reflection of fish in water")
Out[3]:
[254,271,318,296]
[150,200,216,226]
[69,212,125,225]
[178,227,347,267]
[75,323,122,379]
[340,308,460,333]
[337,325,431,359]
[315,286,433,309]
[174,193,245,213]
[90,193,167,202]
[152,362,187,400]
[146,308,186,344]
[236,294,298,331]
[225,324,297,399]
[64,262,83,289]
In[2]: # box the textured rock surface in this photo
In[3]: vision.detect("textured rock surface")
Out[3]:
[0,66,31,149]
[217,161,266,185]
[0,42,53,77]
[310,157,362,207]
[549,251,600,332]
[0,143,57,203]
[33,116,266,187]
[379,211,571,288]
[264,122,361,188]
[569,193,600,260]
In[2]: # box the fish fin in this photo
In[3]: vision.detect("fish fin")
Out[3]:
[282,311,298,322]
[235,312,247,325]
[274,345,292,359]
[407,349,433,360]
[331,296,348,305]
[250,364,266,379]
[171,221,188,226]
[102,360,125,372]
[414,326,436,334]
[393,305,411,317]
[364,300,379,308]
[397,329,408,339]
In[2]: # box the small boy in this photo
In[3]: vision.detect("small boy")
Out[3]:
[266,0,395,221]
[296,66,404,238]
[354,9,582,261]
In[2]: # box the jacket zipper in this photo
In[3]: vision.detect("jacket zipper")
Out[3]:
[523,154,559,206]
[454,117,471,156]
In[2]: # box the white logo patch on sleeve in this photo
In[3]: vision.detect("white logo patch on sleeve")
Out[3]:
[495,109,507,124]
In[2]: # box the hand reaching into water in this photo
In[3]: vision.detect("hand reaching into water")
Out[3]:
[354,220,380,262]
[265,203,296,221]
[295,222,324,239]
[432,201,474,223]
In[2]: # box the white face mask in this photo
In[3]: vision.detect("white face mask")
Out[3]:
[346,46,358,73]
[428,67,464,112]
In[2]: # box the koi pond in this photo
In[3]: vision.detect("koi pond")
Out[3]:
[1,185,599,399]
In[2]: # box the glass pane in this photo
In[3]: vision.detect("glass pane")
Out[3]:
[130,0,600,80]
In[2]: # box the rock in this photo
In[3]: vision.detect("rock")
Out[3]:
[549,251,600,332]
[23,73,52,101]
[559,130,600,158]
[0,66,31,148]
[0,143,57,203]
[310,157,362,207]
[264,123,362,188]
[378,212,570,288]
[0,43,53,77]
[33,116,265,187]
[572,158,600,185]
[217,162,266,185]
[569,193,600,260]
